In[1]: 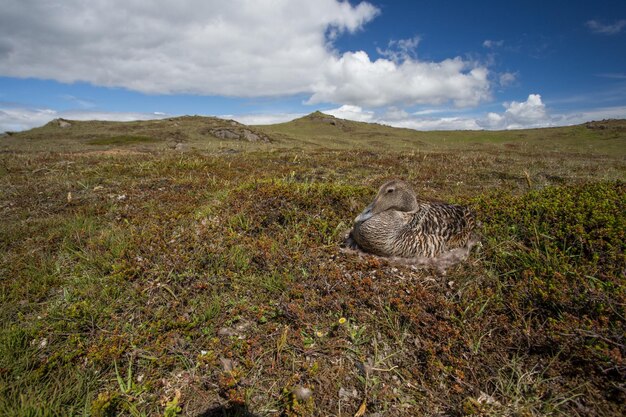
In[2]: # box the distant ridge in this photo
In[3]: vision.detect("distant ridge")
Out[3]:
[10,114,272,151]
[2,111,624,155]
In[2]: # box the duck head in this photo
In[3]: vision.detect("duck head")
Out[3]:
[355,180,418,223]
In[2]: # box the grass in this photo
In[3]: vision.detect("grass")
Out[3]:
[0,114,625,416]
[88,135,159,146]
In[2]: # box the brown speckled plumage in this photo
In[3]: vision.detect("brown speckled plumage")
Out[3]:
[350,180,476,258]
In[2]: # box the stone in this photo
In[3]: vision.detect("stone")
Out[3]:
[211,128,240,139]
[57,119,71,128]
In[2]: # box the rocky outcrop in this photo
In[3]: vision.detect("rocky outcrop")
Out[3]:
[585,119,626,131]
[211,128,241,139]
[208,127,270,142]
[300,111,346,128]
[52,118,72,128]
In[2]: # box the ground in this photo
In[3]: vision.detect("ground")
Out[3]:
[0,115,624,416]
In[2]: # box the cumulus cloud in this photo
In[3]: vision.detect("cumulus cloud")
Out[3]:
[309,52,491,107]
[0,0,377,96]
[586,19,626,35]
[0,0,491,109]
[478,94,551,129]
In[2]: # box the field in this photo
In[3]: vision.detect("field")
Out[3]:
[1,113,625,416]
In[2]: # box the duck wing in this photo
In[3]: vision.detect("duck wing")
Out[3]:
[409,202,475,246]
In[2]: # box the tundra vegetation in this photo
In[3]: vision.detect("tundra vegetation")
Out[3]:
[0,113,624,416]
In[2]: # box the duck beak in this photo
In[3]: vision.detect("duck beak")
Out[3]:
[354,203,373,223]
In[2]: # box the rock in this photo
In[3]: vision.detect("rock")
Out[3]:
[292,386,313,401]
[218,319,253,340]
[209,127,270,142]
[211,128,240,140]
[57,119,71,128]
[241,129,261,142]
[219,357,234,372]
[477,392,500,405]
[339,387,358,400]
[234,319,253,332]
[218,327,237,337]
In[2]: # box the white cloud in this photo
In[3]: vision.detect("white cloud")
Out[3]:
[498,72,517,87]
[386,116,481,131]
[325,104,375,122]
[552,106,626,125]
[586,19,626,35]
[0,107,58,132]
[309,52,491,107]
[383,107,410,120]
[483,39,504,48]
[478,94,551,129]
[413,109,447,116]
[376,36,421,62]
[0,0,378,97]
[0,1,491,109]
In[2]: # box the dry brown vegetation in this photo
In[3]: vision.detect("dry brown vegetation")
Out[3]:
[0,114,625,416]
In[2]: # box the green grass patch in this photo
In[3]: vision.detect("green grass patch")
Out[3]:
[88,135,159,146]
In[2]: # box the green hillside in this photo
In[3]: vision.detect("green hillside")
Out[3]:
[256,111,626,155]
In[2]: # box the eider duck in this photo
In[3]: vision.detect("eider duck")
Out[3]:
[350,180,476,258]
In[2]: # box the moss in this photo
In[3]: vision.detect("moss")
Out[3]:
[475,181,625,274]
[471,181,625,377]
[91,391,121,417]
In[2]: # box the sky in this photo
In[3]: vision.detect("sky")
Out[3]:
[1,0,625,132]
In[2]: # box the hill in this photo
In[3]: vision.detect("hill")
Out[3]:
[0,113,625,416]
[2,112,626,156]
[256,111,626,154]
[0,115,272,153]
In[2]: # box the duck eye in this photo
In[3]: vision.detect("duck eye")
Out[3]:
[387,188,394,193]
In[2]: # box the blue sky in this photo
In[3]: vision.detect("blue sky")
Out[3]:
[1,0,625,131]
